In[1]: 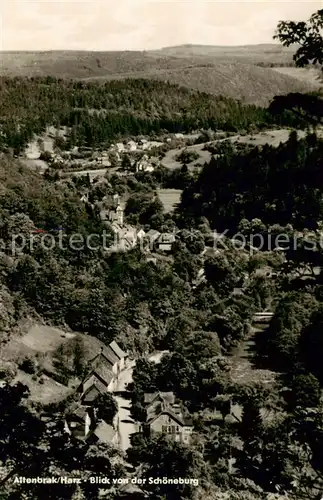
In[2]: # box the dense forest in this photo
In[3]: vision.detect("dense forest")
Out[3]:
[0,76,277,153]
[179,131,323,233]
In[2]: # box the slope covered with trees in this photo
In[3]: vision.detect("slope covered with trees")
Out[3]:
[0,77,271,154]
[179,131,323,233]
[0,46,317,106]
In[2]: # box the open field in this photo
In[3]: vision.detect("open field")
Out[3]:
[272,66,322,86]
[12,370,73,405]
[155,43,296,65]
[0,321,112,403]
[157,189,182,213]
[160,127,323,171]
[1,322,109,363]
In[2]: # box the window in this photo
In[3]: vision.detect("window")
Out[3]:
[162,425,167,433]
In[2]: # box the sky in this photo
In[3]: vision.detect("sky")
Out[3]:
[1,0,321,51]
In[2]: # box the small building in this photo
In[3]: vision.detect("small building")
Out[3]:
[142,392,193,444]
[157,233,175,252]
[91,420,118,445]
[109,204,124,226]
[65,405,95,439]
[116,143,125,153]
[136,229,146,241]
[145,229,161,250]
[136,155,154,173]
[96,157,111,167]
[81,366,115,403]
[89,342,127,376]
[109,340,128,372]
[111,223,138,250]
[100,203,124,226]
[127,140,137,152]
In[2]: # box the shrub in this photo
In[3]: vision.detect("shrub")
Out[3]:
[20,357,37,374]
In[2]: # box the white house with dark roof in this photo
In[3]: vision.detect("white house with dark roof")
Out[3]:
[142,392,193,444]
[65,404,95,439]
[157,233,176,252]
[109,340,128,372]
[80,340,128,401]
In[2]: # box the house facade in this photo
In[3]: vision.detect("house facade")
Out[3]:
[157,233,176,252]
[142,392,193,444]
[65,405,95,439]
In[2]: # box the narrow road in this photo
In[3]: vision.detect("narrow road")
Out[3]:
[115,395,137,451]
[114,360,136,451]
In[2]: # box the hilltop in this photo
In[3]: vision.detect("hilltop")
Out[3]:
[155,42,297,64]
[1,45,321,106]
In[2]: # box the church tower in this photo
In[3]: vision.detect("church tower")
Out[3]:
[116,204,124,226]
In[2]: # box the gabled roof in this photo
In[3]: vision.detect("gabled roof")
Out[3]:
[148,409,192,427]
[82,385,101,403]
[82,374,107,395]
[109,340,127,360]
[158,233,175,244]
[67,405,88,421]
[92,364,114,386]
[93,421,116,443]
[144,392,193,427]
[144,392,175,405]
[146,229,160,239]
[90,346,119,367]
[102,346,119,366]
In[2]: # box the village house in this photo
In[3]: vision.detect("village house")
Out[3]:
[65,405,118,445]
[156,232,176,252]
[141,140,164,151]
[81,373,112,404]
[137,228,146,241]
[110,222,137,250]
[108,204,124,225]
[89,341,128,376]
[99,196,125,226]
[96,156,111,167]
[142,392,193,444]
[127,140,137,152]
[79,340,128,404]
[65,405,95,439]
[136,154,155,173]
[145,229,161,250]
[115,143,126,153]
[98,195,147,254]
